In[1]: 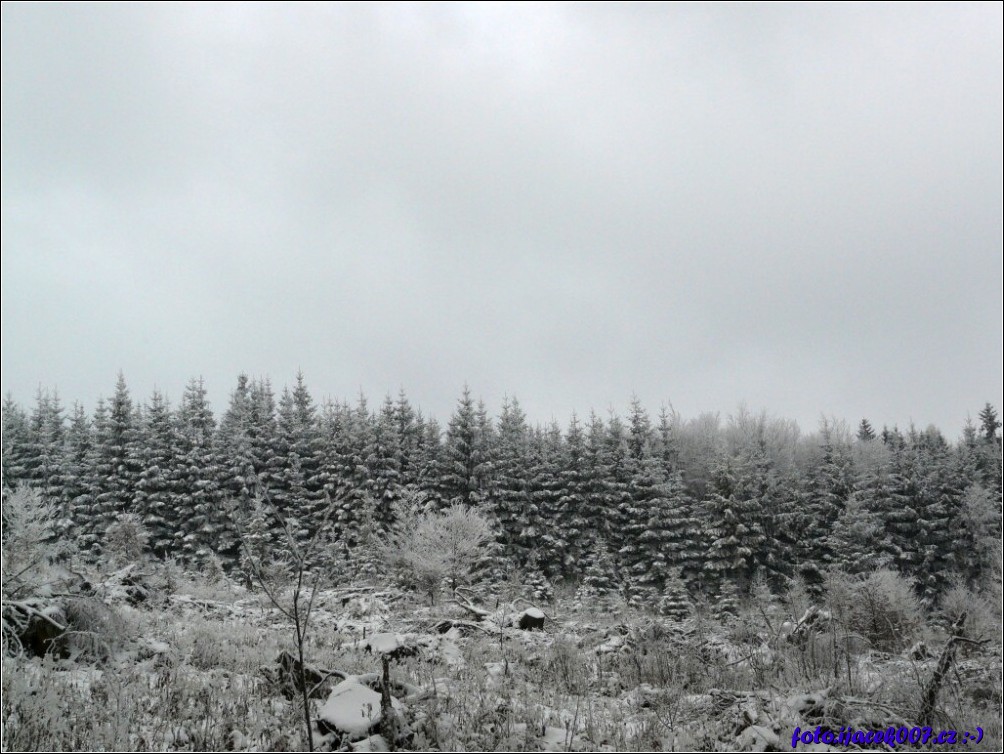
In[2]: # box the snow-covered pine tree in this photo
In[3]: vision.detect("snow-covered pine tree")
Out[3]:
[795,424,853,592]
[908,427,961,600]
[89,374,141,556]
[174,377,224,565]
[583,411,613,561]
[61,403,93,538]
[217,375,259,526]
[328,395,377,574]
[830,494,890,576]
[415,416,447,509]
[134,389,179,559]
[1,395,32,489]
[714,577,741,622]
[312,399,347,511]
[620,399,669,606]
[576,537,621,609]
[239,495,277,586]
[493,396,533,569]
[653,468,705,589]
[658,566,693,621]
[442,386,495,508]
[528,422,565,581]
[26,388,65,504]
[702,454,766,598]
[656,404,681,478]
[555,412,590,578]
[364,395,405,537]
[604,414,634,582]
[273,372,323,547]
[880,442,922,580]
[975,404,1002,498]
[394,389,420,489]
[249,377,281,502]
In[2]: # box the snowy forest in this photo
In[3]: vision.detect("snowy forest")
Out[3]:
[3,372,1001,600]
[2,372,1002,751]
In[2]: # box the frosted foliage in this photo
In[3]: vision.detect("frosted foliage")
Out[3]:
[2,488,74,598]
[104,514,150,566]
[379,501,493,602]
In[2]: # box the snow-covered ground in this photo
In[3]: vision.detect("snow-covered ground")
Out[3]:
[2,571,1001,752]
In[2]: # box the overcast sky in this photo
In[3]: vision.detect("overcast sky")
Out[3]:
[2,3,1001,438]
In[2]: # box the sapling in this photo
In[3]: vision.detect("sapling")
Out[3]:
[240,493,334,752]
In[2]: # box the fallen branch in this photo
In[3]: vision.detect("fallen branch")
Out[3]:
[452,588,491,620]
[2,600,68,632]
[432,618,496,635]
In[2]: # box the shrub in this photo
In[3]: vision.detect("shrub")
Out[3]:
[103,513,150,567]
[825,568,922,652]
[378,500,493,604]
[61,597,132,661]
[1,487,77,600]
[939,579,1000,646]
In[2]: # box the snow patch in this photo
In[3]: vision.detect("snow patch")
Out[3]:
[349,733,389,751]
[354,632,404,654]
[319,680,384,738]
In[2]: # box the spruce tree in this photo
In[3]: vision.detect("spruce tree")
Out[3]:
[702,454,766,597]
[576,537,621,608]
[555,412,590,577]
[830,495,891,575]
[659,567,693,621]
[657,469,704,588]
[365,395,404,536]
[1,395,33,489]
[583,411,613,558]
[530,422,565,581]
[62,403,93,538]
[415,416,447,508]
[979,403,1002,443]
[329,394,376,564]
[604,414,633,574]
[174,377,224,564]
[656,404,681,477]
[239,495,277,587]
[273,372,322,541]
[797,426,853,585]
[493,396,533,567]
[394,389,420,489]
[134,389,179,558]
[620,399,670,604]
[89,374,141,555]
[2,395,32,489]
[442,386,494,507]
[249,378,281,500]
[217,375,259,523]
[26,388,65,503]
[908,432,962,599]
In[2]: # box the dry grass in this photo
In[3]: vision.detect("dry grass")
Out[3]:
[2,574,1000,752]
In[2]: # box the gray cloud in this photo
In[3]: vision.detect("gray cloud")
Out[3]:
[3,3,1000,435]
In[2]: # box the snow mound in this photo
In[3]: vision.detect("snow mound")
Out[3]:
[360,632,405,654]
[349,733,389,751]
[318,677,405,742]
[319,679,384,738]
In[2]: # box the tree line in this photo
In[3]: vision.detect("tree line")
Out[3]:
[2,372,1001,605]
